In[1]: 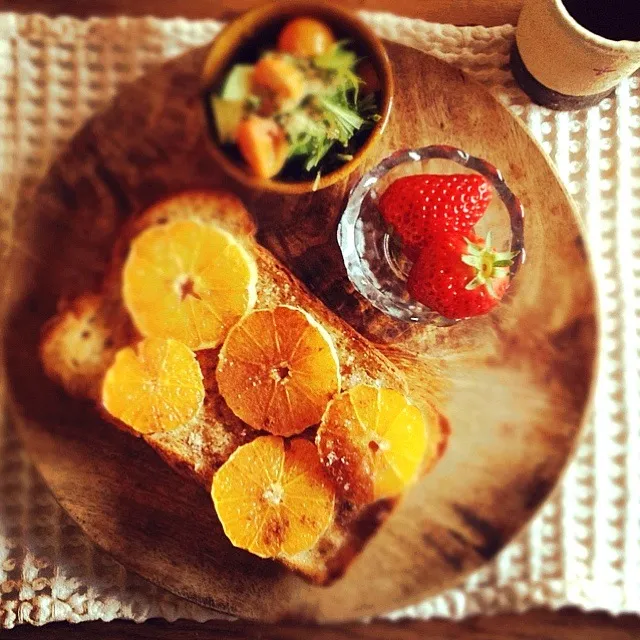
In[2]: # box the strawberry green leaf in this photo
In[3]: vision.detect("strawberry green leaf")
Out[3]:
[461,255,483,268]
[461,231,519,296]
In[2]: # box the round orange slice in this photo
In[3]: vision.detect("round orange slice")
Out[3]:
[212,435,335,558]
[123,219,257,351]
[102,337,204,434]
[316,384,429,505]
[216,306,340,436]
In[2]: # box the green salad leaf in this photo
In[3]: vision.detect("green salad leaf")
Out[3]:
[318,96,365,141]
[313,41,361,98]
[275,42,376,172]
[314,40,358,73]
[281,95,367,171]
[283,110,328,165]
[212,40,380,177]
[357,92,381,123]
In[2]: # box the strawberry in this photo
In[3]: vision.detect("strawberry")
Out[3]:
[407,231,518,319]
[378,174,492,258]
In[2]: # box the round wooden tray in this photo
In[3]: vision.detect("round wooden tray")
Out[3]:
[3,42,597,623]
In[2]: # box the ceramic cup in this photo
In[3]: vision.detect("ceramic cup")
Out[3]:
[511,0,640,110]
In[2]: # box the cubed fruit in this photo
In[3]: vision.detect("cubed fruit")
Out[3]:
[212,97,244,143]
[236,115,289,179]
[252,56,305,107]
[277,17,336,57]
[220,64,254,100]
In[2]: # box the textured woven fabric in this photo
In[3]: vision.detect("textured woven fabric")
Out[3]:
[0,11,638,629]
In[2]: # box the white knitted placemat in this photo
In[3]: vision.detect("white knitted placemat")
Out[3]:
[0,11,638,629]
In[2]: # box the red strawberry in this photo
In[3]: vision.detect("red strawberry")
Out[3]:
[378,174,492,258]
[407,231,518,319]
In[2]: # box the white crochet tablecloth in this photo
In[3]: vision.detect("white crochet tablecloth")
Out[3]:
[0,10,639,629]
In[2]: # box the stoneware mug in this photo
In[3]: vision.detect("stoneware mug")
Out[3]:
[511,0,640,110]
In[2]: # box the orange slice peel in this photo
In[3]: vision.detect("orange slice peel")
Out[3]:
[216,305,340,436]
[212,435,335,558]
[101,337,205,435]
[123,219,257,351]
[316,384,430,505]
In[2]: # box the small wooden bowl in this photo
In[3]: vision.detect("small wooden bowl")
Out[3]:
[201,0,394,195]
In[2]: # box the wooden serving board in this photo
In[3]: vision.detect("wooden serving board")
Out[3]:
[2,42,597,623]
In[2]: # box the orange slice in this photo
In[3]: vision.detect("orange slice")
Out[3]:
[216,306,340,436]
[102,337,204,434]
[123,220,257,351]
[316,384,429,505]
[212,435,335,558]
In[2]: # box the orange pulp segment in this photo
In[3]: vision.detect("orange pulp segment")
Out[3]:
[102,337,204,435]
[216,305,340,436]
[123,220,257,351]
[212,435,335,558]
[316,384,429,505]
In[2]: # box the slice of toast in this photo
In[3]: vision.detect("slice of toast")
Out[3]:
[41,190,446,584]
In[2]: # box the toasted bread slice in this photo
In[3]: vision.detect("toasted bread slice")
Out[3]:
[41,190,446,584]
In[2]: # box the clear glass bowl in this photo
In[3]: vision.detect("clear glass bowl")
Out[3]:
[337,145,526,325]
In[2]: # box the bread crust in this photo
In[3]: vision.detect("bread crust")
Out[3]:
[40,190,444,585]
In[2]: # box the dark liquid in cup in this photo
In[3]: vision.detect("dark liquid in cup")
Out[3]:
[562,0,640,42]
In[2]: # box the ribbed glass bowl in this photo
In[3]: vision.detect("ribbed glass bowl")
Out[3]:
[337,145,525,325]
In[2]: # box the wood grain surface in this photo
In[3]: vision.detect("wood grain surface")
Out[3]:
[3,37,597,624]
[0,0,524,27]
[3,610,640,639]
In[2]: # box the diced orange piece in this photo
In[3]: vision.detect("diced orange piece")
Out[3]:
[277,17,336,57]
[252,56,305,105]
[236,115,289,179]
[216,305,341,436]
[122,220,257,351]
[212,435,335,558]
[102,337,205,435]
[316,385,432,505]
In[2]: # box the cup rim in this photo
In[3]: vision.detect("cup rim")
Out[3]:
[551,0,640,53]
